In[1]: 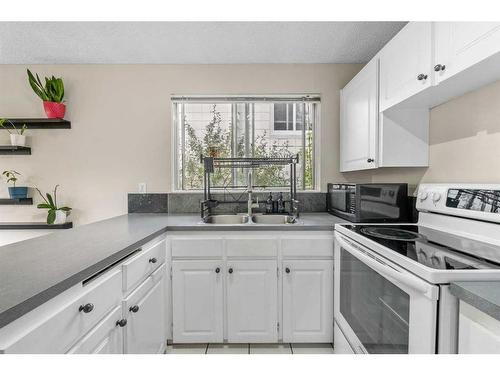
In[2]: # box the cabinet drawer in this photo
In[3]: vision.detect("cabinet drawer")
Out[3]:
[281,236,334,257]
[171,237,223,258]
[226,237,277,257]
[122,237,166,293]
[67,306,124,354]
[2,268,122,353]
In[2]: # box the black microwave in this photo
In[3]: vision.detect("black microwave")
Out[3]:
[327,183,409,222]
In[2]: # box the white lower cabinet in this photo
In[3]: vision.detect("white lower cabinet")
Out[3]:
[0,268,122,354]
[67,306,124,354]
[226,260,278,343]
[458,301,500,354]
[168,232,334,345]
[172,260,224,343]
[124,265,167,354]
[282,260,333,343]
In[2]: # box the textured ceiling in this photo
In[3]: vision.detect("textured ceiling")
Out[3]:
[0,22,407,64]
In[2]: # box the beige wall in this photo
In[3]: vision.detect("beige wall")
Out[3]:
[2,64,499,226]
[0,64,362,225]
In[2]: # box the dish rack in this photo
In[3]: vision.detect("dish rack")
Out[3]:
[200,155,300,221]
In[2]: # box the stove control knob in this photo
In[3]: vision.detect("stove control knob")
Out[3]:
[418,191,428,201]
[430,256,441,267]
[432,192,442,203]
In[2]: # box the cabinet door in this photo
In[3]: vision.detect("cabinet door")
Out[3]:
[340,59,378,172]
[172,260,223,343]
[379,22,432,111]
[458,301,500,354]
[434,22,500,84]
[67,307,124,354]
[226,260,278,343]
[125,272,166,354]
[282,260,333,343]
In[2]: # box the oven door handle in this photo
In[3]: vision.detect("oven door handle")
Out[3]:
[336,234,438,300]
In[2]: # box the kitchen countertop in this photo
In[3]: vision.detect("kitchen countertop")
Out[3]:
[0,212,344,329]
[450,281,500,321]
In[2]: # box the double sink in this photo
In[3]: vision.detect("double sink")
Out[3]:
[202,214,298,225]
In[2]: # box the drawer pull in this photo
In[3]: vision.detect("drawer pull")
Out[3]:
[149,257,158,264]
[78,303,94,313]
[116,319,128,327]
[129,305,140,313]
[285,267,291,274]
[215,267,220,273]
[228,267,233,274]
[417,73,428,81]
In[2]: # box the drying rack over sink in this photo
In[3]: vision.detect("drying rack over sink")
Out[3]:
[200,154,300,222]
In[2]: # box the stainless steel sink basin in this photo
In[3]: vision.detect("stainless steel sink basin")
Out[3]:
[203,215,250,224]
[251,214,296,224]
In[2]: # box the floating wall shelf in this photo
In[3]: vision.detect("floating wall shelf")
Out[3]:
[4,118,71,129]
[0,198,33,205]
[0,222,73,230]
[0,146,31,155]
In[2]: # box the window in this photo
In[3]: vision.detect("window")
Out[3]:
[172,96,319,191]
[273,103,304,131]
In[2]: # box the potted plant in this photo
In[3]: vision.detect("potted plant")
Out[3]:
[35,185,72,224]
[27,69,66,119]
[0,118,28,147]
[2,170,28,199]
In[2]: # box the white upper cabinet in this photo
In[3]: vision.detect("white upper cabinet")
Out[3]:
[340,59,378,172]
[434,22,500,84]
[379,22,433,111]
[226,260,278,343]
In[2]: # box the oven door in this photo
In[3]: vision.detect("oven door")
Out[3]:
[334,232,439,354]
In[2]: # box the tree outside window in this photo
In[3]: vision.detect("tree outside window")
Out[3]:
[173,98,318,191]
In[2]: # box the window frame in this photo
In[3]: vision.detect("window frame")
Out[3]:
[170,96,321,193]
[270,102,306,136]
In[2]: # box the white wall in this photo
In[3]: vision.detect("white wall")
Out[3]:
[0,64,362,225]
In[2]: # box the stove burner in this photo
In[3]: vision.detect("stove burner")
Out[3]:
[360,227,425,242]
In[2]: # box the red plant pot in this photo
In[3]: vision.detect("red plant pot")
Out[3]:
[43,101,66,119]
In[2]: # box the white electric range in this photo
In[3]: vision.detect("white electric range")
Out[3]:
[333,183,500,354]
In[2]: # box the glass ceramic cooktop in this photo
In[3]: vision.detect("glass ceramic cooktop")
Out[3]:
[343,224,500,270]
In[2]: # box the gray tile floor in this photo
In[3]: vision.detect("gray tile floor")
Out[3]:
[165,343,334,354]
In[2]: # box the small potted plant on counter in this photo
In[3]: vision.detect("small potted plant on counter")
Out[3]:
[2,170,29,199]
[0,118,28,146]
[35,185,72,224]
[27,69,66,119]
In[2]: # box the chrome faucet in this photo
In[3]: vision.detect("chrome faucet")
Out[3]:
[247,170,259,217]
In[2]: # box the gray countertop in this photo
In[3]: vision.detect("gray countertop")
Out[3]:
[0,212,344,329]
[450,281,500,321]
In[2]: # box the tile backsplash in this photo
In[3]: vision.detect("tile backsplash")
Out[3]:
[128,192,327,214]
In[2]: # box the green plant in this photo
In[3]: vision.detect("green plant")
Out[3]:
[27,69,65,103]
[35,185,72,224]
[2,170,21,187]
[0,118,27,135]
